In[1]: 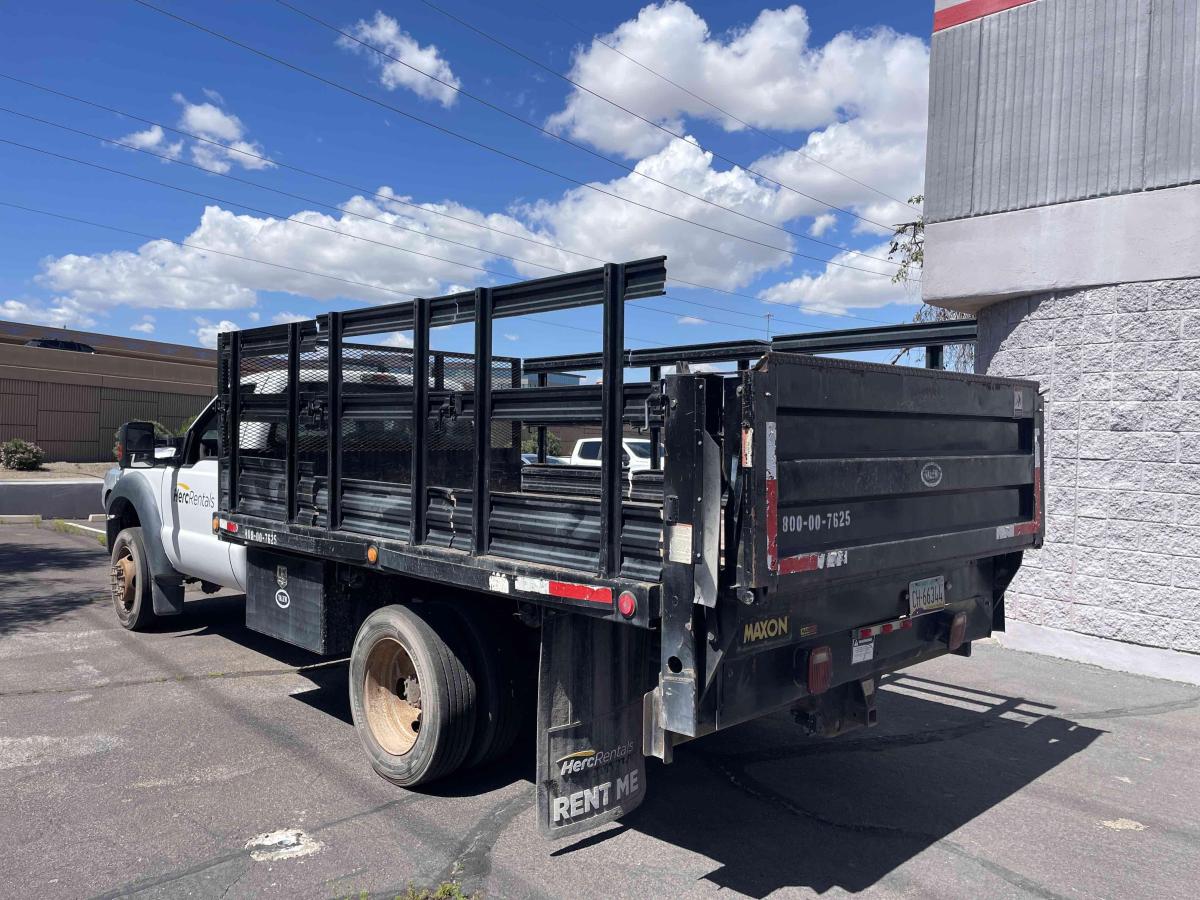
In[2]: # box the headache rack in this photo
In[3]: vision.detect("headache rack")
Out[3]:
[216,258,1023,630]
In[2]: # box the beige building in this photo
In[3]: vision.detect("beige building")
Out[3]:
[0,321,215,462]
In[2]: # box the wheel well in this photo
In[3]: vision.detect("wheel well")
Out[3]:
[106,497,140,549]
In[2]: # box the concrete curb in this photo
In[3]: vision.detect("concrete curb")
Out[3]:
[0,515,41,525]
[996,620,1200,686]
[40,519,107,547]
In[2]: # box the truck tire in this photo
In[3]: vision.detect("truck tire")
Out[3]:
[110,527,156,631]
[446,605,522,769]
[349,603,477,787]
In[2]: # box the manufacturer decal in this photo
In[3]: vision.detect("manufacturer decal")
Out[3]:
[920,461,943,488]
[274,589,291,609]
[742,615,789,644]
[275,565,288,589]
[852,636,875,664]
[555,742,635,777]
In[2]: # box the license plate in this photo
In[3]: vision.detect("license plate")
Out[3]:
[908,575,946,615]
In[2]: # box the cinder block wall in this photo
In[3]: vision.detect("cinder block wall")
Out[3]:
[976,277,1200,654]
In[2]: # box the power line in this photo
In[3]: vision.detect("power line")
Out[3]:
[127,0,901,281]
[2,137,758,338]
[273,0,903,271]
[0,120,798,336]
[0,197,668,347]
[0,74,894,328]
[537,3,921,211]
[418,0,921,228]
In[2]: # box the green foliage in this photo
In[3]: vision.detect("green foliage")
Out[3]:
[521,428,562,456]
[0,438,45,470]
[888,194,925,287]
[393,883,476,900]
[887,194,974,373]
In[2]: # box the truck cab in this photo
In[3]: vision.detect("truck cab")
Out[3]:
[103,400,246,628]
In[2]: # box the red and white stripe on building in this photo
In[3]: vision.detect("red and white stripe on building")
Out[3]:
[933,0,1038,33]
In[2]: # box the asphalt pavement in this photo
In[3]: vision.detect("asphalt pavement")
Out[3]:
[1,523,1197,899]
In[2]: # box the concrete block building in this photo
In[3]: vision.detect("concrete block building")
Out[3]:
[924,0,1200,679]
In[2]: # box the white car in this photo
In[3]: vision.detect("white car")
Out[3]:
[568,437,657,472]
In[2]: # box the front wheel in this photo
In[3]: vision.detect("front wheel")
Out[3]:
[349,604,477,787]
[110,527,156,631]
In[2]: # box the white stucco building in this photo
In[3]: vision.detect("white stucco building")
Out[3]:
[924,0,1200,681]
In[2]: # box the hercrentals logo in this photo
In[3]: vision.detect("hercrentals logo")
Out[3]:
[173,483,216,509]
[743,615,789,644]
[556,742,635,777]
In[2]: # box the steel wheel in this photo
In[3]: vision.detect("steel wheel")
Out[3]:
[363,637,422,756]
[109,526,156,630]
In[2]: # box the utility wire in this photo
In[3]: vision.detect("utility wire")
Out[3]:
[0,197,668,347]
[418,0,920,228]
[3,137,765,334]
[273,0,902,271]
[537,3,921,211]
[127,0,900,281]
[0,73,892,328]
[0,126,784,336]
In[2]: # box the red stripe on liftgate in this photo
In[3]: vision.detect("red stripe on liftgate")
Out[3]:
[933,0,1036,32]
[1013,521,1039,536]
[549,581,613,605]
[766,480,779,571]
[779,553,819,575]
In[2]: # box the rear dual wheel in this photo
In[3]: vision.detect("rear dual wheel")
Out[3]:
[349,601,527,788]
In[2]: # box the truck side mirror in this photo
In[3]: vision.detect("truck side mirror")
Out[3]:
[117,421,158,468]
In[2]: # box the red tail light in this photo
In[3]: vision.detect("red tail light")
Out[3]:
[617,591,637,619]
[808,645,833,695]
[948,611,968,652]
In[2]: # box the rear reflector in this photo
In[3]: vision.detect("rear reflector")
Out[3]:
[948,611,968,652]
[808,645,833,695]
[617,591,637,619]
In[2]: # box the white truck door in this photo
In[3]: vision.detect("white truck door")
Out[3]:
[159,402,241,590]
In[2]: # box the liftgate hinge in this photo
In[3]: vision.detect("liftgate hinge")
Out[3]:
[643,389,668,431]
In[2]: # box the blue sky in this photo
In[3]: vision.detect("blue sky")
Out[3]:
[0,1,933,357]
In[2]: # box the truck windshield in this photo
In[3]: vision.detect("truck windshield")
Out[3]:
[625,441,651,458]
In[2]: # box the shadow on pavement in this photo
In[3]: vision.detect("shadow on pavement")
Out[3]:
[599,672,1103,897]
[0,536,111,634]
[55,571,1103,895]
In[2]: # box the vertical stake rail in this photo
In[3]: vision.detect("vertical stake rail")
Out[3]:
[926,344,944,370]
[599,262,625,577]
[536,372,548,462]
[326,312,343,531]
[227,331,241,513]
[473,287,493,556]
[285,322,301,523]
[649,364,662,469]
[511,357,522,462]
[410,298,430,546]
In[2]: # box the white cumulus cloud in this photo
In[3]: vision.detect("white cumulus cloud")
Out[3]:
[757,241,913,313]
[1,298,96,329]
[194,317,238,349]
[130,315,156,334]
[170,93,274,174]
[545,2,927,233]
[338,12,461,107]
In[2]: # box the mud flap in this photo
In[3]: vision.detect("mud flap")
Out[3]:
[536,611,649,838]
